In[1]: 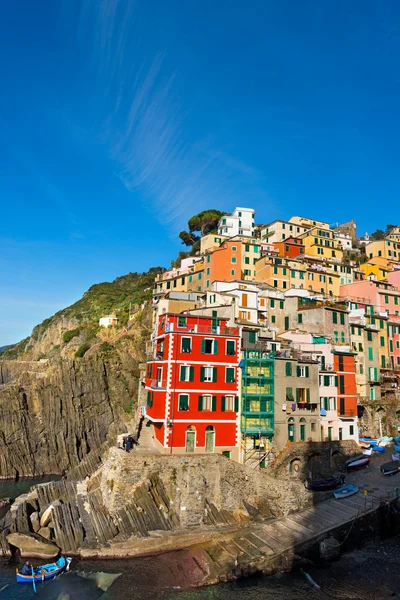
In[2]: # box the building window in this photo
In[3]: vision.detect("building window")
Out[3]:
[180,366,194,382]
[380,336,385,347]
[271,315,276,323]
[285,362,292,376]
[273,280,278,288]
[334,330,339,343]
[349,425,354,436]
[222,395,237,411]
[332,311,338,324]
[297,365,309,377]
[198,395,215,411]
[367,331,372,342]
[338,354,344,371]
[248,331,257,343]
[340,313,345,325]
[285,316,290,330]
[231,270,235,276]
[201,339,218,354]
[270,299,275,308]
[231,257,237,263]
[226,340,236,356]
[339,397,345,415]
[178,394,189,411]
[384,295,389,304]
[339,375,345,394]
[232,246,237,251]
[298,313,303,324]
[280,301,284,309]
[286,387,294,401]
[368,347,373,360]
[181,337,192,353]
[245,256,250,264]
[200,366,217,382]
[178,316,187,328]
[226,367,235,383]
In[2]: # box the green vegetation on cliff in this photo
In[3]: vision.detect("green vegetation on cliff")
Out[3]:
[2,267,164,360]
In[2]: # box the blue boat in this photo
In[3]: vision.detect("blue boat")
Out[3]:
[334,484,358,499]
[394,444,400,453]
[372,445,385,453]
[394,436,400,445]
[360,437,378,446]
[16,557,71,583]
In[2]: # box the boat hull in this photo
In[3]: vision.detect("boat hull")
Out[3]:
[306,477,341,491]
[334,484,358,499]
[347,457,370,471]
[16,557,71,583]
[381,461,400,476]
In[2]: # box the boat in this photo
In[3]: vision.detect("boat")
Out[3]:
[372,445,385,453]
[347,457,370,471]
[359,441,371,449]
[306,477,341,491]
[16,557,72,583]
[381,461,400,476]
[392,453,400,461]
[345,454,364,465]
[334,484,359,499]
[377,436,393,447]
[362,448,372,456]
[394,444,400,453]
[360,437,378,446]
[394,436,400,445]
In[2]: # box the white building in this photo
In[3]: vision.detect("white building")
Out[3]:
[218,207,255,238]
[99,314,118,328]
[335,232,353,251]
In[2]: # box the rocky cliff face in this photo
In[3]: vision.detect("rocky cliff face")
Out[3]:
[0,343,141,479]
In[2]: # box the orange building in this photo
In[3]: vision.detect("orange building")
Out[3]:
[205,241,242,289]
[274,236,305,259]
[334,351,357,418]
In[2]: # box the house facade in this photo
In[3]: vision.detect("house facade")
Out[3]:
[145,313,241,460]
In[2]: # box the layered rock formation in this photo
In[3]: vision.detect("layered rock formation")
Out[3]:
[0,346,139,479]
[0,448,312,558]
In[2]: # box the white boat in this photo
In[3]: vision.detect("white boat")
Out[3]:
[362,448,372,456]
[392,453,400,461]
[347,457,370,471]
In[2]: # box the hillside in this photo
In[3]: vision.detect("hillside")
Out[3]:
[2,267,164,361]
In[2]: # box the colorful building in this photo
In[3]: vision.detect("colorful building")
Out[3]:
[218,207,255,238]
[333,350,358,442]
[298,226,343,262]
[273,236,305,259]
[145,313,241,460]
[154,257,205,296]
[365,239,400,265]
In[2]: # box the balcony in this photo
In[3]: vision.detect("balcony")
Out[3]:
[165,323,239,336]
[150,379,167,389]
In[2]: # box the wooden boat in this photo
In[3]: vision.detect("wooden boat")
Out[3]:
[16,557,71,583]
[381,461,400,477]
[306,477,341,491]
[347,457,370,471]
[359,441,371,449]
[345,454,364,465]
[334,484,358,499]
[372,445,385,453]
[360,437,378,446]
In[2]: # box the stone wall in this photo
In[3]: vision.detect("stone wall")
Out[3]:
[271,440,360,481]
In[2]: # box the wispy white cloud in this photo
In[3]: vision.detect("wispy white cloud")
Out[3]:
[64,0,270,231]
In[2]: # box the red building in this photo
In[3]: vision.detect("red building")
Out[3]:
[273,236,304,259]
[145,313,241,460]
[334,350,359,442]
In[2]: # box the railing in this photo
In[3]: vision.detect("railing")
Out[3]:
[150,379,167,389]
[164,323,239,336]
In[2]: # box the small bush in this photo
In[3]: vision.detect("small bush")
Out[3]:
[63,328,81,343]
[75,343,91,358]
[124,400,135,414]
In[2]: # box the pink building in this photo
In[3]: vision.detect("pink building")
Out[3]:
[340,280,400,317]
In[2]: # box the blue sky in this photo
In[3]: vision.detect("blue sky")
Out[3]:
[1,0,400,345]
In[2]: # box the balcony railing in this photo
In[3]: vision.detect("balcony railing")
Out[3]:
[163,323,239,336]
[150,379,167,389]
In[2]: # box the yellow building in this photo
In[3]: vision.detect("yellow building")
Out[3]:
[154,258,205,296]
[365,240,400,265]
[385,226,400,243]
[288,215,330,229]
[200,233,228,255]
[359,257,392,282]
[365,312,390,370]
[298,227,343,262]
[255,257,340,297]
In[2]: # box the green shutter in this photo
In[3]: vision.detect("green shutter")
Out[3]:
[180,365,185,381]
[305,366,309,377]
[214,340,219,354]
[234,396,239,412]
[213,367,217,382]
[200,367,205,382]
[227,340,235,355]
[221,396,226,412]
[198,396,203,411]
[306,388,310,403]
[226,367,234,383]
[296,388,300,402]
[324,375,329,386]
[179,395,188,411]
[189,366,194,382]
[335,375,338,387]
[296,366,301,377]
[332,311,337,324]
[201,339,206,353]
[212,396,217,411]
[285,362,292,376]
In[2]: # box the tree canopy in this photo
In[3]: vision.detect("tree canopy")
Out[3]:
[179,209,227,247]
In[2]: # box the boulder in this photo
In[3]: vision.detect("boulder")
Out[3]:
[30,512,40,533]
[6,532,59,559]
[40,505,53,527]
[38,527,52,540]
